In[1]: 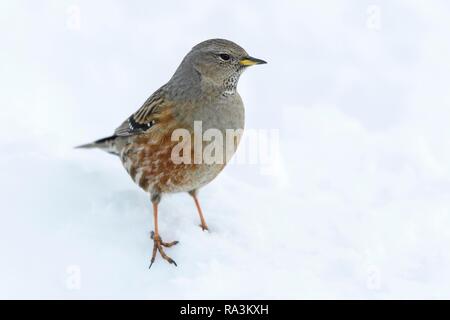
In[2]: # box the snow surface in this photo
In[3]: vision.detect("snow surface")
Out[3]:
[1,0,450,299]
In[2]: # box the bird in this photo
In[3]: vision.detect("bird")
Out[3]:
[77,39,266,267]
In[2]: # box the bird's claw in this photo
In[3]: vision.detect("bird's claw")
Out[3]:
[149,231,178,268]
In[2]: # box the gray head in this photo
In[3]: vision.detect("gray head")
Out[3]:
[170,39,266,95]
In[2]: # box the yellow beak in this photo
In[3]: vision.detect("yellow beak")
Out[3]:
[239,56,267,66]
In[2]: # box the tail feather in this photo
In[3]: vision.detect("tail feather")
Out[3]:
[76,135,120,156]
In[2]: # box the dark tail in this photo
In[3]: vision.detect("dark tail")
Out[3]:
[76,135,120,156]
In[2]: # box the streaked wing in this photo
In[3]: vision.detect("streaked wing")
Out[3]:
[114,87,171,137]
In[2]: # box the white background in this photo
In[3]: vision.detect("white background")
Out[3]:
[1,0,450,299]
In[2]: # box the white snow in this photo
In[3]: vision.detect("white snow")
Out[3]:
[1,0,450,299]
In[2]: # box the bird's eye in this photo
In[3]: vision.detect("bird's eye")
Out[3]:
[219,53,231,61]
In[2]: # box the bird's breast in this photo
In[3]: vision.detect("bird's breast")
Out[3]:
[186,93,245,132]
[120,94,245,194]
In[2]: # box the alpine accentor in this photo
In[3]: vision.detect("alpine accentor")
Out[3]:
[78,39,266,267]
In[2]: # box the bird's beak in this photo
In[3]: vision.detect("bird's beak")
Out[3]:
[239,56,267,66]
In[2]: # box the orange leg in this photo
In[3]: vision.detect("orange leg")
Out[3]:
[149,199,178,269]
[189,191,209,231]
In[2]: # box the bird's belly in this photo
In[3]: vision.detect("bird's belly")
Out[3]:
[120,98,244,194]
[121,137,226,194]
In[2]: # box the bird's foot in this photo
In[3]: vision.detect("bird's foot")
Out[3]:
[149,231,178,268]
[199,223,209,232]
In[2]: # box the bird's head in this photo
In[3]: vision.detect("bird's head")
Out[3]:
[176,39,266,93]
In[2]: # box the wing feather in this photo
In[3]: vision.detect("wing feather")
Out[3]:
[114,88,172,137]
